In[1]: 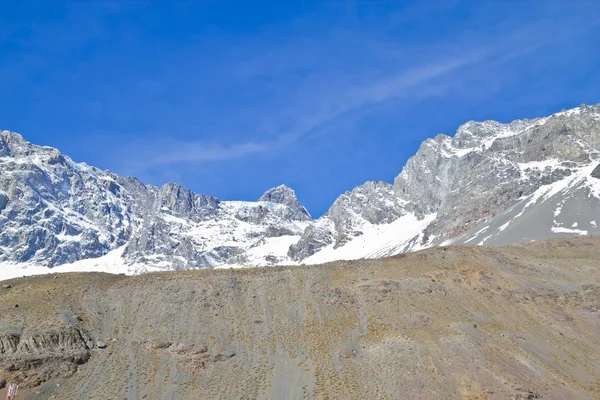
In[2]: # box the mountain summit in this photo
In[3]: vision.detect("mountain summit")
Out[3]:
[0,131,309,274]
[259,184,311,221]
[1,104,600,277]
[289,104,600,264]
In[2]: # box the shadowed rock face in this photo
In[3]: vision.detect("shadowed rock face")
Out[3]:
[591,163,600,179]
[1,237,600,399]
[156,183,220,222]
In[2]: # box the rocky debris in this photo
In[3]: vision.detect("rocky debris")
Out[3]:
[512,389,541,399]
[168,343,209,356]
[357,278,446,295]
[145,341,233,372]
[337,349,357,359]
[0,327,94,388]
[405,312,431,327]
[2,285,12,289]
[148,340,171,350]
[225,277,240,289]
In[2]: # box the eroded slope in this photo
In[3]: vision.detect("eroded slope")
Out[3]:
[0,238,599,399]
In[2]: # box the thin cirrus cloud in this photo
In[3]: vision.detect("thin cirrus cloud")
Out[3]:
[121,12,598,173]
[124,53,483,172]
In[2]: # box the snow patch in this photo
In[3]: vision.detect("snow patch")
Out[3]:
[303,213,436,264]
[497,221,511,232]
[518,159,561,174]
[551,227,588,235]
[0,246,129,281]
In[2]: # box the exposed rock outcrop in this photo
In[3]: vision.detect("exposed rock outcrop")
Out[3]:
[0,130,310,271]
[0,327,94,387]
[289,104,600,260]
[258,184,311,221]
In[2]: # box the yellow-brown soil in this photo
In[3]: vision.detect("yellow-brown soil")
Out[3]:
[1,237,600,399]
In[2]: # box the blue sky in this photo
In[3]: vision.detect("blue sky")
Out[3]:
[1,1,599,216]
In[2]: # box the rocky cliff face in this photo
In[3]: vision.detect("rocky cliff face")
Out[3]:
[0,131,310,273]
[0,132,134,266]
[288,104,600,262]
[288,181,406,260]
[121,183,310,271]
[414,106,599,246]
[1,104,600,275]
[258,184,311,221]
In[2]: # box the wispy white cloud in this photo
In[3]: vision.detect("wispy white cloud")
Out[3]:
[122,53,482,171]
[120,8,600,171]
[137,139,273,166]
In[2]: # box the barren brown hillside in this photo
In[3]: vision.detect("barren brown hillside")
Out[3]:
[1,237,600,399]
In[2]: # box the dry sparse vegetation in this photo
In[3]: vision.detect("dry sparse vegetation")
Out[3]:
[1,237,600,399]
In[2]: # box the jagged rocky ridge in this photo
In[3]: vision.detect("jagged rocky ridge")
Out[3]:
[1,103,600,274]
[290,103,600,263]
[0,132,310,273]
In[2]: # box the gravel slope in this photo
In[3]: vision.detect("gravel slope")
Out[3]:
[0,237,599,399]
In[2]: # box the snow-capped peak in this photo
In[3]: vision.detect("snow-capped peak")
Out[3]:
[258,184,311,221]
[2,103,600,279]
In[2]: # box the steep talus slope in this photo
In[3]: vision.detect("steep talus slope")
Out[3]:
[1,237,599,399]
[454,163,600,245]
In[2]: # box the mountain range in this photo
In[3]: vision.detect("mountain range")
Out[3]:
[1,103,599,277]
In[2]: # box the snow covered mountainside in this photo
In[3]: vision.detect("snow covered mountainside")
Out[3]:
[290,103,600,261]
[0,132,310,276]
[1,103,600,277]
